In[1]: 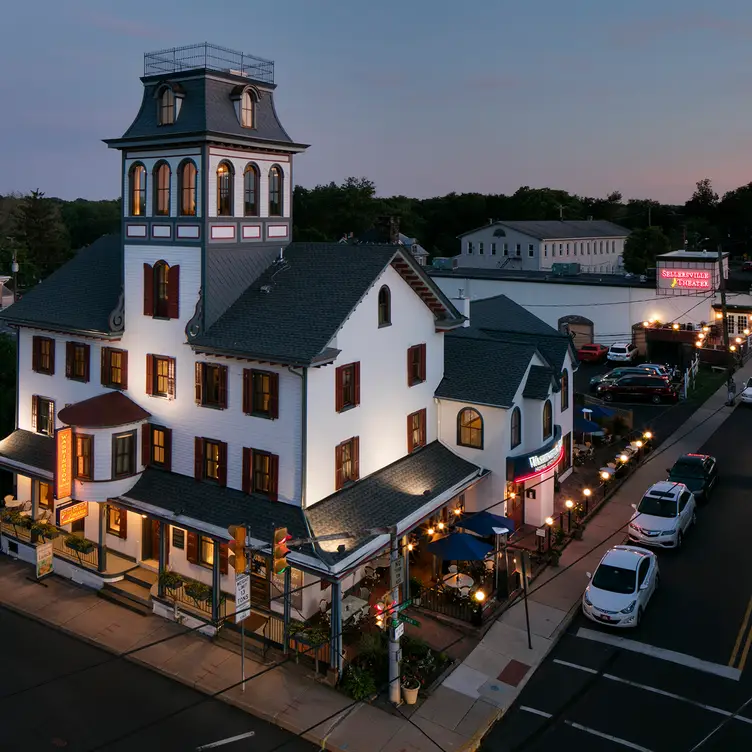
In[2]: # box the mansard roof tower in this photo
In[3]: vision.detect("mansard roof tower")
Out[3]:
[105,43,309,332]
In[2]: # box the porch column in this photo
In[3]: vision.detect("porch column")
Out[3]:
[97,503,107,573]
[211,539,221,624]
[401,534,410,603]
[282,566,292,655]
[30,479,38,521]
[329,580,343,676]
[157,521,168,598]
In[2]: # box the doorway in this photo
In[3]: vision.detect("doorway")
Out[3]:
[141,519,166,563]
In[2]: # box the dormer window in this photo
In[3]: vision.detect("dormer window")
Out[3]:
[269,165,283,216]
[159,87,175,126]
[241,90,255,128]
[216,162,234,216]
[129,163,146,217]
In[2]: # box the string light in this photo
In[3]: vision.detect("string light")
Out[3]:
[437,521,445,531]
[672,323,679,330]
[565,499,574,509]
[619,454,628,463]
[736,337,743,344]
[545,516,554,526]
[643,431,652,440]
[407,543,414,552]
[583,488,592,497]
[427,527,435,536]
[716,312,724,320]
[702,326,710,332]
[600,471,610,481]
[474,590,486,602]
[635,440,643,448]
[745,329,750,336]
[453,508,462,515]
[730,345,737,352]
[642,320,650,327]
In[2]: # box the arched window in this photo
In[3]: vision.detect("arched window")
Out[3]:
[153,161,171,216]
[457,408,483,449]
[243,163,259,216]
[510,407,522,449]
[561,369,569,411]
[269,165,283,216]
[241,90,255,128]
[154,260,170,318]
[158,87,175,126]
[543,400,553,440]
[178,160,197,216]
[378,285,391,327]
[216,161,233,216]
[129,163,146,217]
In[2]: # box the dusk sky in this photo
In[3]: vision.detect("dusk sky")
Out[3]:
[2,0,752,204]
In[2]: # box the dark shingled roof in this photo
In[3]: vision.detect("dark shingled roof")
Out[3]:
[121,469,309,547]
[436,335,537,407]
[306,441,484,565]
[0,430,54,473]
[523,366,556,400]
[106,74,304,148]
[459,220,630,240]
[0,235,122,335]
[192,243,461,364]
[58,392,151,429]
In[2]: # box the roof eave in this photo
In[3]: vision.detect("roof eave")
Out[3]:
[104,132,309,152]
[435,317,466,330]
[189,342,338,367]
[434,393,512,409]
[0,319,119,339]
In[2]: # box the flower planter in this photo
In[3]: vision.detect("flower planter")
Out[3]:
[401,678,420,705]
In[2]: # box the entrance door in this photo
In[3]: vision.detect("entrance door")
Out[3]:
[142,519,168,562]
[507,492,524,529]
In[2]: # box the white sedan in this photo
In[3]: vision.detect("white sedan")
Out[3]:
[740,377,752,405]
[627,481,696,549]
[582,545,659,628]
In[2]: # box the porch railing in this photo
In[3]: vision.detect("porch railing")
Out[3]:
[1,520,32,543]
[51,534,99,569]
[164,580,228,621]
[416,586,478,623]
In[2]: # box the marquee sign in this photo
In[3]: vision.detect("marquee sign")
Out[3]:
[507,426,564,483]
[55,427,73,500]
[658,268,712,291]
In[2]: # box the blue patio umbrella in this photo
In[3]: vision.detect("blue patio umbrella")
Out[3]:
[460,511,516,537]
[574,415,601,434]
[578,405,615,420]
[426,532,494,561]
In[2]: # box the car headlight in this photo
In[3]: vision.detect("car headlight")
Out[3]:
[664,528,677,535]
[620,600,637,614]
[629,522,639,530]
[584,592,592,606]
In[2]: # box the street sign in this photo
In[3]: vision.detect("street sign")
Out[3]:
[391,557,404,588]
[399,615,420,627]
[535,528,546,538]
[397,599,412,612]
[393,622,405,639]
[235,573,251,624]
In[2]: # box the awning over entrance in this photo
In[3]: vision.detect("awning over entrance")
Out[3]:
[0,429,54,476]
[507,425,563,484]
[58,391,151,428]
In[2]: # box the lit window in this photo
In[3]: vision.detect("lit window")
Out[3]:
[130,164,146,217]
[269,166,283,216]
[252,451,273,495]
[200,536,215,566]
[154,162,171,216]
[179,160,197,216]
[457,408,483,449]
[33,396,54,437]
[335,437,359,489]
[543,400,553,439]
[159,87,175,125]
[152,427,166,465]
[408,409,426,453]
[243,164,259,216]
[113,432,135,478]
[204,440,220,481]
[241,90,254,128]
[38,481,53,509]
[107,505,124,536]
[76,434,93,480]
[216,162,233,216]
[102,348,127,389]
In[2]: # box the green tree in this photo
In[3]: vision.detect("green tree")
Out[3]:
[623,227,671,273]
[59,198,120,250]
[685,178,718,224]
[11,190,70,284]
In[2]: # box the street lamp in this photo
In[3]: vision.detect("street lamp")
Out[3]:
[474,590,486,603]
[583,487,592,515]
[619,453,628,463]
[565,499,574,530]
[545,516,554,549]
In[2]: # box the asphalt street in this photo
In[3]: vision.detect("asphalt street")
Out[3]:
[0,609,316,752]
[481,403,752,751]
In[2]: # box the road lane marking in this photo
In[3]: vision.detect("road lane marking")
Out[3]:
[195,731,255,750]
[729,596,752,668]
[739,613,752,673]
[520,706,552,718]
[554,658,752,724]
[576,627,742,681]
[564,721,654,751]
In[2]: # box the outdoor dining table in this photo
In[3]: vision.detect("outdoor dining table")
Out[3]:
[341,595,369,622]
[442,573,474,590]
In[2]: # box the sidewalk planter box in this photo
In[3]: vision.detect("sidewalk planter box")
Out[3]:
[401,677,420,705]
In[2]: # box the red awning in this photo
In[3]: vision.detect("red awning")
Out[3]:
[58,392,151,429]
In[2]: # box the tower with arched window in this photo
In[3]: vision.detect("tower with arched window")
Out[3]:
[106,43,309,332]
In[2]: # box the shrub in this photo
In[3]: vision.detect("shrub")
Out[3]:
[342,665,377,701]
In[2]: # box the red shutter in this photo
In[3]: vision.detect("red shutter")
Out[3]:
[65,342,73,379]
[186,531,198,564]
[219,543,229,575]
[407,413,413,453]
[195,362,203,404]
[31,395,38,431]
[420,344,427,382]
[143,263,154,316]
[352,437,360,481]
[420,408,427,446]
[101,348,108,385]
[163,428,173,472]
[335,366,343,412]
[145,355,154,396]
[194,438,204,481]
[353,362,361,407]
[119,507,128,540]
[47,400,55,434]
[406,347,413,386]
[269,453,279,502]
[335,443,343,490]
[218,441,228,487]
[32,338,39,372]
[270,372,279,419]
[167,264,180,319]
[141,424,151,467]
[242,369,251,414]
[242,447,252,494]
[167,358,176,399]
[49,340,56,376]
[120,351,129,390]
[83,344,90,383]
[218,366,228,409]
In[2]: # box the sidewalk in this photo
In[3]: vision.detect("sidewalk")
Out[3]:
[430,359,752,739]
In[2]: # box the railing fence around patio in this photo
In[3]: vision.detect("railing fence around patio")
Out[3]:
[683,354,701,397]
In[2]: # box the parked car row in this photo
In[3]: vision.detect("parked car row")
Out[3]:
[581,453,718,628]
[589,363,679,404]
[576,342,638,364]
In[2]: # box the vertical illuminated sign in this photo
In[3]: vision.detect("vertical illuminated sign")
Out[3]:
[55,427,73,500]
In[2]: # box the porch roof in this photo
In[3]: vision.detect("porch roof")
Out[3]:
[306,441,486,566]
[0,429,54,476]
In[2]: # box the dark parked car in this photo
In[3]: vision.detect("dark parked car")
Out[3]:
[589,367,670,392]
[742,261,752,272]
[597,375,679,404]
[667,453,718,502]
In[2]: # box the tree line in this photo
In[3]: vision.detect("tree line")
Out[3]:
[1,175,751,288]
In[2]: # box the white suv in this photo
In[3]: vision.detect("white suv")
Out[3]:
[607,343,638,363]
[628,481,696,549]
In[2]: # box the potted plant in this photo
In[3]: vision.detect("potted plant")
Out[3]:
[401,674,421,705]
[159,570,183,593]
[548,548,562,567]
[342,665,377,701]
[184,580,212,605]
[64,535,95,565]
[31,520,59,542]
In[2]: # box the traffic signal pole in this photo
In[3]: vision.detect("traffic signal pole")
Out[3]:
[388,525,401,705]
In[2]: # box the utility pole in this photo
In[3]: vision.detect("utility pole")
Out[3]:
[717,245,734,399]
[388,525,401,705]
[647,204,652,227]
